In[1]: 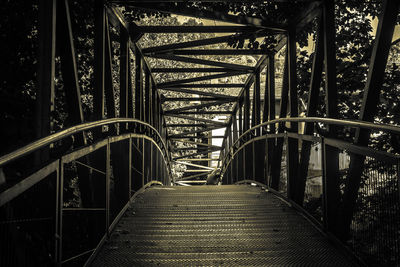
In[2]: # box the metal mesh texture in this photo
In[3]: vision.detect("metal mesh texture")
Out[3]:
[91,185,358,266]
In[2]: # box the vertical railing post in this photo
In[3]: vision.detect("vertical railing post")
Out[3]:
[228,128,233,184]
[232,113,238,183]
[238,105,244,180]
[150,142,153,181]
[397,160,400,199]
[142,138,145,187]
[155,145,159,181]
[106,139,111,237]
[285,134,290,196]
[321,137,328,230]
[128,137,132,198]
[54,164,59,266]
[56,160,63,267]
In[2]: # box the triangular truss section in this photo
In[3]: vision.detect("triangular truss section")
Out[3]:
[120,2,283,181]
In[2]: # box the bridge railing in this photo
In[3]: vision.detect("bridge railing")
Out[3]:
[220,117,400,266]
[0,118,172,266]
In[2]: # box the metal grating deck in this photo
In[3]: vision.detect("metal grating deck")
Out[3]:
[91,185,358,266]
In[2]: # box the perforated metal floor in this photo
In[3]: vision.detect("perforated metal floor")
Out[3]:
[91,185,358,266]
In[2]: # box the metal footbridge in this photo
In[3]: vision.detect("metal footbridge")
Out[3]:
[1,0,400,266]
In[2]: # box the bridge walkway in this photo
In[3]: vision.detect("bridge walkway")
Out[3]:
[91,184,357,266]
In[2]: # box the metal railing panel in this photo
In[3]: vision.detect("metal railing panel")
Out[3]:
[220,117,400,266]
[0,119,173,266]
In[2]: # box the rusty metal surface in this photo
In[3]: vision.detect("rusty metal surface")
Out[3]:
[91,185,358,266]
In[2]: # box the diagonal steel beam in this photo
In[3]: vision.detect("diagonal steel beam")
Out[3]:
[173,147,221,160]
[173,161,215,171]
[169,126,226,138]
[341,0,400,240]
[185,169,212,173]
[164,100,232,114]
[176,158,219,161]
[162,84,244,88]
[137,26,263,33]
[142,31,268,54]
[171,139,223,149]
[158,72,248,88]
[172,147,209,152]
[170,49,269,56]
[148,54,254,71]
[166,124,208,128]
[297,15,324,206]
[173,111,233,115]
[151,67,246,73]
[177,173,209,181]
[160,88,237,98]
[172,135,225,139]
[165,114,226,126]
[162,97,236,102]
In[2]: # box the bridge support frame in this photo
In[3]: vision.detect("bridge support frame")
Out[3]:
[340,0,400,240]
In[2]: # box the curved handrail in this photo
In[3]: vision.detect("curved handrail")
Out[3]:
[229,117,400,156]
[0,118,170,167]
[220,116,400,175]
